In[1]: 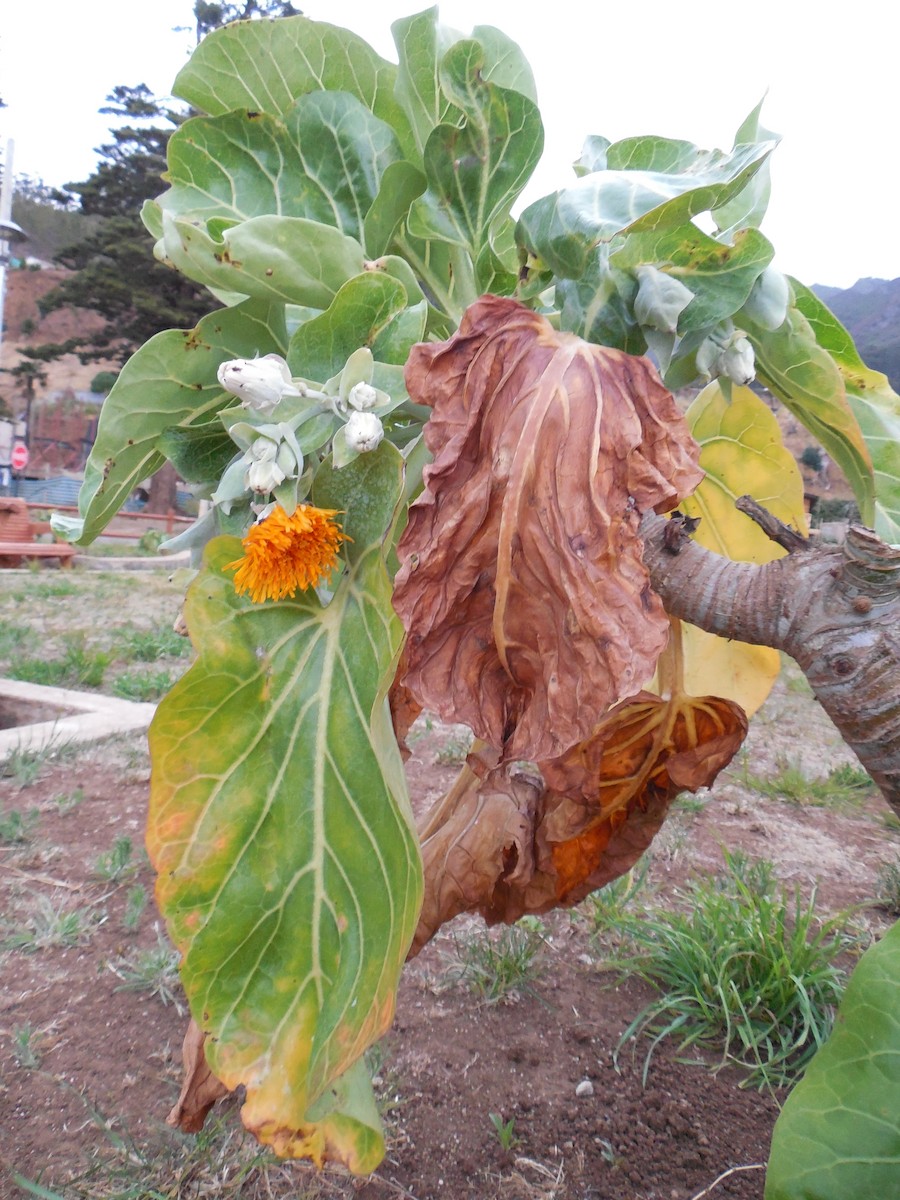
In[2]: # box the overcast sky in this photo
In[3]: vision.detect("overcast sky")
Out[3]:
[1,0,897,288]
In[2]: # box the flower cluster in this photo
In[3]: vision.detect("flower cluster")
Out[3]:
[201,350,398,603]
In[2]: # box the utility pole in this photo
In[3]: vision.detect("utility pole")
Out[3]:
[0,140,28,492]
[0,139,26,380]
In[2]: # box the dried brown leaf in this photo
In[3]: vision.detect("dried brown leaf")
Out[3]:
[410,691,747,952]
[389,647,423,762]
[167,1018,230,1133]
[393,296,703,762]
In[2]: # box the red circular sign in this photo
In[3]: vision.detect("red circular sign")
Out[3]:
[11,442,29,471]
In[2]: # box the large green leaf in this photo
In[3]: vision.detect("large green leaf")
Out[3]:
[765,920,900,1199]
[391,7,538,165]
[161,95,404,249]
[611,225,774,333]
[147,442,423,1171]
[712,99,778,237]
[391,8,466,164]
[173,14,411,147]
[788,280,900,544]
[407,39,543,257]
[288,272,409,381]
[78,301,286,542]
[363,161,427,258]
[557,245,646,353]
[152,209,366,307]
[743,291,875,525]
[516,136,776,279]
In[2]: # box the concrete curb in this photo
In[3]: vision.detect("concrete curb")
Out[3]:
[0,678,156,760]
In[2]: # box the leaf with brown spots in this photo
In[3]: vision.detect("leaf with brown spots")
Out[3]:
[393,295,703,763]
[410,683,747,953]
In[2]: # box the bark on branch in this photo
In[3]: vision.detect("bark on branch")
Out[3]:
[642,510,900,812]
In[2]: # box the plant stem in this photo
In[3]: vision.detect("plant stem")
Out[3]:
[642,510,900,812]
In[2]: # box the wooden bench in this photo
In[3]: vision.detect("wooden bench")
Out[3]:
[0,498,76,568]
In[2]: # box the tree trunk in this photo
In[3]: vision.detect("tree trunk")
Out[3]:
[147,462,178,515]
[641,503,900,813]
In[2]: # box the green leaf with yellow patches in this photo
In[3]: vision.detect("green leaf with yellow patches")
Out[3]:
[789,280,900,545]
[147,442,422,1172]
[742,293,875,526]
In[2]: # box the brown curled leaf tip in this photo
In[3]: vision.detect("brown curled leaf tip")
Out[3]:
[167,1018,230,1133]
[409,690,747,954]
[393,295,704,762]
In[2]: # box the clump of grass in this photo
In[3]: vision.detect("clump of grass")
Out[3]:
[7,634,109,689]
[11,1104,312,1200]
[0,806,39,843]
[122,884,148,932]
[2,745,50,789]
[611,850,854,1088]
[875,862,900,916]
[579,861,650,946]
[12,1022,44,1069]
[489,1112,521,1152]
[448,916,546,1002]
[52,785,85,812]
[7,578,78,601]
[112,924,184,1012]
[1,738,82,789]
[744,758,873,807]
[4,896,94,953]
[111,668,177,702]
[674,791,708,815]
[0,621,39,657]
[117,625,190,662]
[93,836,136,882]
[435,731,474,766]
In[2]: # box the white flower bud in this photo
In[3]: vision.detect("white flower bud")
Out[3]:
[345,410,384,453]
[634,265,694,334]
[348,381,379,411]
[245,457,286,493]
[719,334,756,386]
[242,435,285,492]
[248,436,278,463]
[217,354,300,414]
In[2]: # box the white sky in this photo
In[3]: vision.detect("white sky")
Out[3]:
[1,0,897,288]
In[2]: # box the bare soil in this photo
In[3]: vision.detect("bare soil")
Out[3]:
[0,568,897,1200]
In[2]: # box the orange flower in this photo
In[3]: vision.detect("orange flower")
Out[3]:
[226,504,348,603]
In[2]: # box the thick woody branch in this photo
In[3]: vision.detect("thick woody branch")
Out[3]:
[641,512,900,813]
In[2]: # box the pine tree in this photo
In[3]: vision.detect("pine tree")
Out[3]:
[36,85,212,366]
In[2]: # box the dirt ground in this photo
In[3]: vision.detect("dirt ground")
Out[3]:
[0,567,896,1200]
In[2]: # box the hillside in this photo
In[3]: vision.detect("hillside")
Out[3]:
[813,276,900,390]
[0,268,111,412]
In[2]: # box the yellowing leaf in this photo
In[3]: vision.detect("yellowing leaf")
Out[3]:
[679,627,781,720]
[682,381,807,561]
[148,445,422,1172]
[675,382,806,715]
